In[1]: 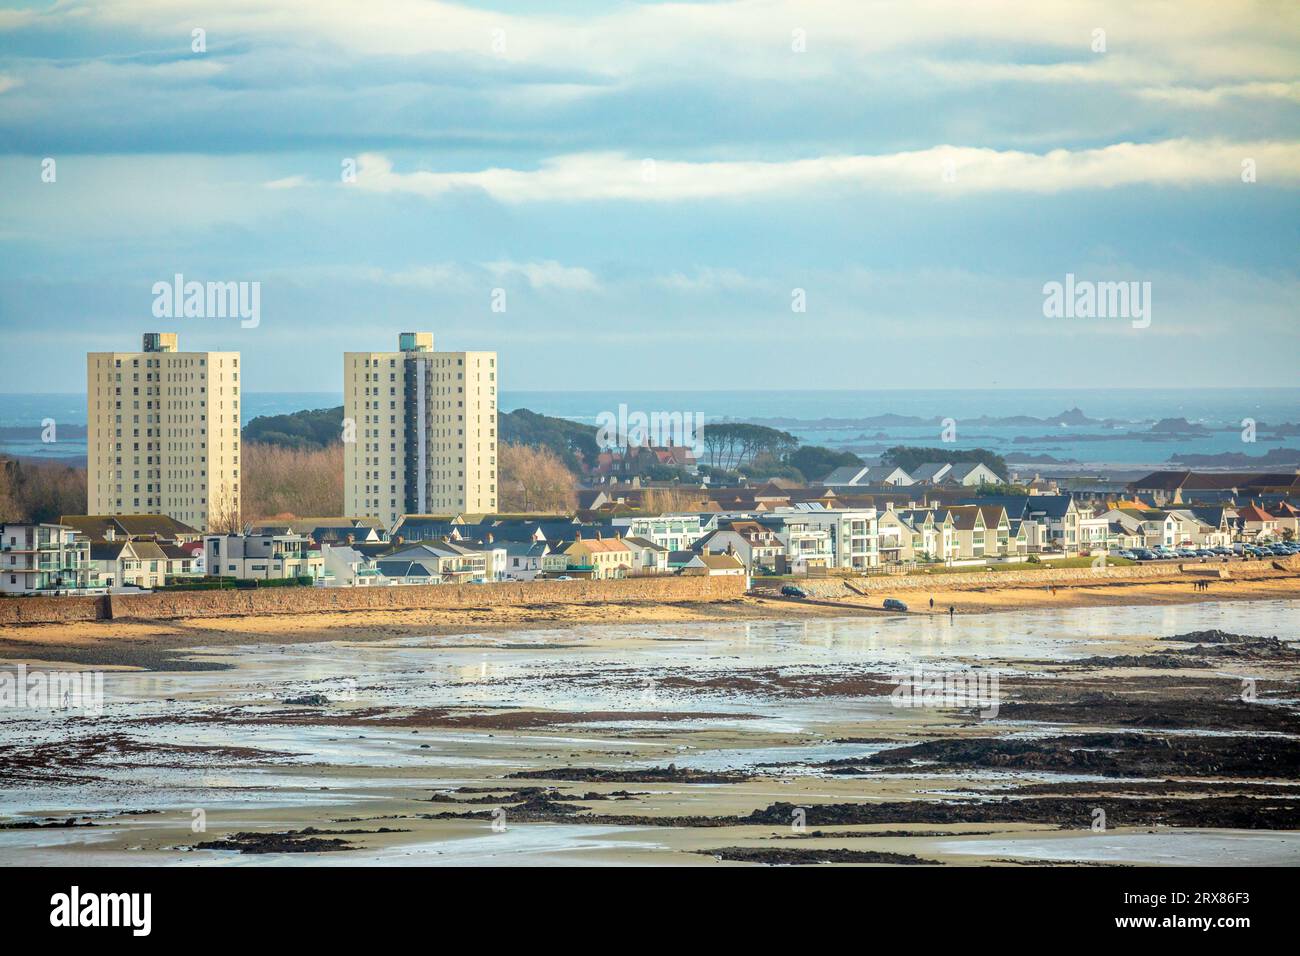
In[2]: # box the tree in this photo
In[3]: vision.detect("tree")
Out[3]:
[498,444,577,513]
[241,443,344,521]
[208,487,243,534]
[0,461,21,522]
[0,457,87,523]
[242,406,344,450]
[640,486,709,514]
[500,408,599,472]
[702,423,799,471]
[740,453,804,481]
[785,446,862,483]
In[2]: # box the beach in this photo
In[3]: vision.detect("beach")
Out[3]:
[2,574,1299,866]
[3,565,1298,667]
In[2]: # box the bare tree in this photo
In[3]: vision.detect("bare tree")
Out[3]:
[242,442,344,520]
[208,487,243,534]
[499,443,577,513]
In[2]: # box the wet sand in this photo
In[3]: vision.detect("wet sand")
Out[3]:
[2,598,1299,866]
[3,572,1298,671]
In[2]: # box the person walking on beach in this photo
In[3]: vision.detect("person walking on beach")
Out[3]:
[929,597,935,610]
[949,605,955,621]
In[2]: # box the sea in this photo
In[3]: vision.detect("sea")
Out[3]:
[1,388,1297,471]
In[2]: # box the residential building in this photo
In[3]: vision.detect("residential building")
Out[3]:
[1128,470,1300,507]
[499,541,550,581]
[1110,508,1180,549]
[623,536,670,575]
[90,538,168,589]
[1269,501,1299,540]
[0,523,92,594]
[784,505,879,570]
[909,462,953,486]
[876,507,917,564]
[1236,503,1279,541]
[821,465,913,488]
[935,506,988,560]
[247,516,386,540]
[608,513,704,551]
[756,512,834,574]
[59,513,202,544]
[375,540,489,582]
[681,552,746,576]
[911,461,1004,488]
[1077,510,1113,554]
[344,332,498,529]
[694,520,784,573]
[160,542,203,578]
[87,332,240,532]
[950,463,1003,487]
[204,532,323,580]
[563,533,635,579]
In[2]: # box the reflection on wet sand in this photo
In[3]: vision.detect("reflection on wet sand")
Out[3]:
[2,600,1299,866]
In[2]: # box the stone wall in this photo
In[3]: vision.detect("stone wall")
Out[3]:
[0,595,105,626]
[106,574,746,622]
[800,557,1298,598]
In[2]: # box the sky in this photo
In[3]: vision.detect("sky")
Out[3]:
[0,0,1297,392]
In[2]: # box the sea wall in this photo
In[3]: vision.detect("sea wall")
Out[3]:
[0,595,105,626]
[0,574,747,626]
[803,556,1298,598]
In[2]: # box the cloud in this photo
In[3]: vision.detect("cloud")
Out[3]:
[31,0,1300,84]
[348,140,1300,203]
[656,268,765,293]
[485,259,598,291]
[1136,81,1300,107]
[263,174,308,190]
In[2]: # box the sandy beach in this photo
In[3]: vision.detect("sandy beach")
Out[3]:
[2,568,1297,668]
[3,578,1299,867]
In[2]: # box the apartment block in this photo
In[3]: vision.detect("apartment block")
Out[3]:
[87,332,240,533]
[0,523,92,594]
[344,332,498,528]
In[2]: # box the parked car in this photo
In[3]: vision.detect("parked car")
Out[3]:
[781,584,808,599]
[883,598,908,612]
[554,575,573,581]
